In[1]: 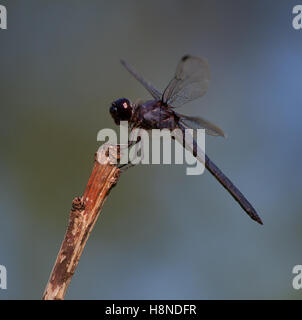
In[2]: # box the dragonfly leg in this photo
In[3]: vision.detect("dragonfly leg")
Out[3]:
[118,162,136,172]
[118,134,143,172]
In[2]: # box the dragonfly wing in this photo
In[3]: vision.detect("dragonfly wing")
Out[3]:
[121,59,162,100]
[162,55,210,108]
[177,113,226,137]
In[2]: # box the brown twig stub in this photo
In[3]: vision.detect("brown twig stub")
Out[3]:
[42,145,121,300]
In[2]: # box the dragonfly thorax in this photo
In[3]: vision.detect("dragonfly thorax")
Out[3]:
[131,100,179,130]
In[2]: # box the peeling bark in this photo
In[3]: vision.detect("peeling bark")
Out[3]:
[42,145,121,300]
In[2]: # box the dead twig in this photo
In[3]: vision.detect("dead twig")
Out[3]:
[42,144,121,300]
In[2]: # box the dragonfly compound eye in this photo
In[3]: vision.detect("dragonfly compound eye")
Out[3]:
[110,98,132,124]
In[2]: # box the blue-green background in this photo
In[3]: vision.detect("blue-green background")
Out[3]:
[0,0,301,299]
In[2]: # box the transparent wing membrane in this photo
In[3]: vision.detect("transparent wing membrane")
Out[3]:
[177,113,226,137]
[120,59,162,100]
[162,55,210,108]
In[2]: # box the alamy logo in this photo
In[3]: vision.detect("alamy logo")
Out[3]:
[0,4,7,30]
[97,122,206,175]
[0,265,7,289]
[293,5,302,30]
[292,265,302,290]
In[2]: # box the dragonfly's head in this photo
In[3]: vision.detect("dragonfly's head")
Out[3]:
[110,98,133,125]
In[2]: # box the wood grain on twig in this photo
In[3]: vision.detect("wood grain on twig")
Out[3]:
[42,145,120,300]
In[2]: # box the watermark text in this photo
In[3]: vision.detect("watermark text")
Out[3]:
[0,4,7,30]
[0,265,7,290]
[293,265,302,290]
[293,5,302,30]
[96,122,206,175]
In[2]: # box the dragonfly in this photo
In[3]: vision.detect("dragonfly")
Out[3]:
[110,55,262,225]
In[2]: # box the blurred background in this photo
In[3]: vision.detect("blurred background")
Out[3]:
[0,0,301,299]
